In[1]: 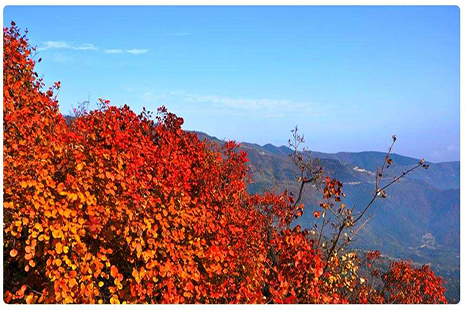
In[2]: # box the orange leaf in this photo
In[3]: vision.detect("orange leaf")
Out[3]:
[110,265,119,278]
[10,249,18,257]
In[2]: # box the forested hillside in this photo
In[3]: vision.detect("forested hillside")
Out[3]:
[3,22,449,304]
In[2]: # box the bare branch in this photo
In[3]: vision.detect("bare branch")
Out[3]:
[353,162,423,225]
[322,136,428,273]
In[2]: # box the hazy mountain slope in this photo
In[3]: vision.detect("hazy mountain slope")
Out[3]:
[309,150,459,190]
[193,131,460,285]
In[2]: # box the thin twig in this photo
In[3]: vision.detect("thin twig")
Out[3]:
[353,163,422,225]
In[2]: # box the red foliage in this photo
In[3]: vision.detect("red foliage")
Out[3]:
[3,22,447,304]
[266,226,325,303]
[382,261,447,304]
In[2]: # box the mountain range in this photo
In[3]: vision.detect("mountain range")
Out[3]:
[195,131,460,302]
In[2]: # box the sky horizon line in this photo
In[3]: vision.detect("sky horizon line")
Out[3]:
[4,5,460,162]
[187,129,459,164]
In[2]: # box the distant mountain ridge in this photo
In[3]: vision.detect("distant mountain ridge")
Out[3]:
[193,131,460,301]
[194,131,459,190]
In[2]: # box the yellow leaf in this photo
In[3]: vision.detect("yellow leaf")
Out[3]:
[56,243,63,254]
[110,296,120,304]
[62,209,71,218]
[25,294,34,304]
[52,230,63,239]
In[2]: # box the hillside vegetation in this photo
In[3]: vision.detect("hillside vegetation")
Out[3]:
[3,22,448,304]
[196,131,459,302]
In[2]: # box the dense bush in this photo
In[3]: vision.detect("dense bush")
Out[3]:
[3,23,447,304]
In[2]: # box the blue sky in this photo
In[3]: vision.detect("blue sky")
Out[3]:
[4,6,460,162]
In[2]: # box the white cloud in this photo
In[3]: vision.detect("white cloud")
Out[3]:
[126,49,148,55]
[38,41,97,51]
[38,41,148,55]
[184,93,307,113]
[137,89,317,118]
[104,49,124,54]
[38,41,70,50]
[141,91,168,102]
[170,32,190,36]
[105,49,149,55]
[75,43,97,51]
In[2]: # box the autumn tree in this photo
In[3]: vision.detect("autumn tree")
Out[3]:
[3,22,447,304]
